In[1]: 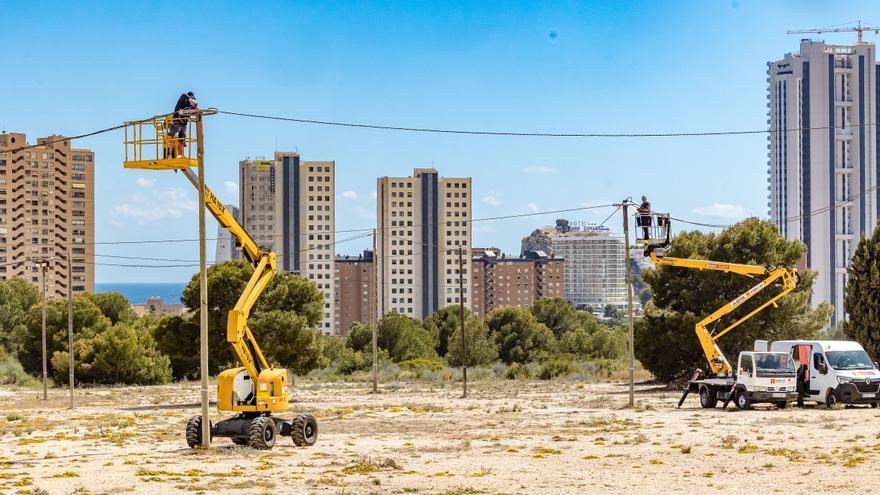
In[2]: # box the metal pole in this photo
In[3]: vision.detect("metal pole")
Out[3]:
[459,246,467,398]
[196,113,210,447]
[371,228,378,393]
[622,204,635,407]
[40,259,48,400]
[67,249,74,409]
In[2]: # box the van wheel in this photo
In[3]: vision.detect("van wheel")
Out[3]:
[871,402,878,409]
[776,401,789,409]
[826,389,840,408]
[699,388,717,409]
[735,390,751,410]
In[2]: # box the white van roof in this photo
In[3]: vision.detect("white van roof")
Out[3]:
[770,340,866,352]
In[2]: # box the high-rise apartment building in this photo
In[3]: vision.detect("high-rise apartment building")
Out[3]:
[214,204,241,263]
[333,250,375,336]
[470,248,564,318]
[0,133,94,298]
[239,153,336,334]
[768,40,878,323]
[530,224,626,311]
[376,168,472,319]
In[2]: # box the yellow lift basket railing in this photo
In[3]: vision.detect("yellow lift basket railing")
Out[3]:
[123,113,199,170]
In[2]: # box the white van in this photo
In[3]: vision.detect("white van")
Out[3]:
[768,340,880,407]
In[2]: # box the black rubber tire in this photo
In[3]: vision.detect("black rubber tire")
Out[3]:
[232,437,249,446]
[699,388,717,409]
[826,389,840,408]
[186,416,210,448]
[291,414,318,447]
[776,401,789,409]
[734,390,751,410]
[248,416,276,450]
[871,402,879,409]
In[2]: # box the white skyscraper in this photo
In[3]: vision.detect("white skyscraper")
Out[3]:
[214,204,241,263]
[768,39,878,324]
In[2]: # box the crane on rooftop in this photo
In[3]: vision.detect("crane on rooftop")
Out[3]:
[788,20,880,45]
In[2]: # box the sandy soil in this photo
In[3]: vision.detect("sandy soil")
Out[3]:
[0,378,877,495]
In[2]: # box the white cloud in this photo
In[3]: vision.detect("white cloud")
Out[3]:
[136,178,155,188]
[527,203,539,211]
[224,181,238,194]
[482,194,501,206]
[370,190,377,199]
[693,203,751,219]
[113,187,198,223]
[342,190,359,200]
[523,165,558,175]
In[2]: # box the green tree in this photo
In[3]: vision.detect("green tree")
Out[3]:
[423,305,470,356]
[377,313,436,362]
[346,322,373,352]
[635,218,832,381]
[169,260,327,374]
[486,306,556,364]
[530,297,579,338]
[0,278,39,352]
[446,317,498,367]
[84,292,136,324]
[844,224,880,360]
[151,314,200,378]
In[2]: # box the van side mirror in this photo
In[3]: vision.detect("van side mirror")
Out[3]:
[819,363,828,375]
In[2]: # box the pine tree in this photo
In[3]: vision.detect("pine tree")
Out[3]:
[844,225,880,360]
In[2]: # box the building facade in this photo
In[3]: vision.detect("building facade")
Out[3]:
[768,40,878,323]
[0,133,94,298]
[131,296,186,317]
[470,248,564,317]
[538,224,626,311]
[214,204,241,263]
[333,251,375,336]
[239,153,336,334]
[376,168,472,319]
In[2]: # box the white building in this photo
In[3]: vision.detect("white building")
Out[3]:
[375,168,472,319]
[214,204,241,263]
[542,224,627,311]
[767,40,878,324]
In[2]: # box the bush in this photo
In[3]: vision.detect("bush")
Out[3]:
[446,318,499,367]
[538,358,575,380]
[346,323,373,352]
[505,363,531,380]
[399,357,445,372]
[487,307,556,364]
[0,353,35,386]
[377,313,436,362]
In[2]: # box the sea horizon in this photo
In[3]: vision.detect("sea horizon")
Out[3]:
[95,281,188,305]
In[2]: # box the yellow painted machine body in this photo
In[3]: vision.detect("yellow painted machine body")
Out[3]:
[217,367,289,413]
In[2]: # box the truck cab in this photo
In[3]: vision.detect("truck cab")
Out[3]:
[730,351,798,409]
[770,340,880,407]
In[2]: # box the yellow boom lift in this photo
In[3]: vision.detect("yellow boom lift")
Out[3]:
[638,212,800,409]
[123,109,317,449]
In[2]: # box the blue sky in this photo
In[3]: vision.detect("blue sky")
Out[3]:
[2,1,878,282]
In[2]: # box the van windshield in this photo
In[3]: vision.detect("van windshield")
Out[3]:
[826,350,874,371]
[754,353,795,374]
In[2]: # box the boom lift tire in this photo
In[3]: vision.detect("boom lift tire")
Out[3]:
[699,387,718,409]
[249,416,277,450]
[186,416,211,448]
[734,390,751,410]
[291,414,319,446]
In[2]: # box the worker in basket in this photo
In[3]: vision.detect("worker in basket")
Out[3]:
[167,92,198,158]
[636,195,651,241]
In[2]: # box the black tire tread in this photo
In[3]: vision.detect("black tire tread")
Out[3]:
[291,414,318,447]
[248,416,276,450]
[185,416,202,449]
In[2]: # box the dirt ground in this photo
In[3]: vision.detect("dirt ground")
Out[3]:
[0,378,878,495]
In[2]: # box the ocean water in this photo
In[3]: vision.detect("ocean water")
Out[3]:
[95,282,187,305]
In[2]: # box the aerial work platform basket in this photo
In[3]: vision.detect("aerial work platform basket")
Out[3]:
[123,108,216,170]
[635,212,671,249]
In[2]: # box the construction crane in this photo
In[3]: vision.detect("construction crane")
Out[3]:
[637,213,800,408]
[123,108,318,449]
[788,20,880,45]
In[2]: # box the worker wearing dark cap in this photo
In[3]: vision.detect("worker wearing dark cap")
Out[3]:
[167,92,198,158]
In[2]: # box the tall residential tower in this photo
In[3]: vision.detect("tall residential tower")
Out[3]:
[375,168,472,319]
[767,40,878,323]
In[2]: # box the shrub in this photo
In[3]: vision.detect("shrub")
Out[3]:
[446,318,499,367]
[487,306,556,364]
[506,363,531,380]
[399,357,445,372]
[0,353,35,386]
[538,358,575,380]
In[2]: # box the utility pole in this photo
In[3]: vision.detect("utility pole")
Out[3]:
[621,203,635,407]
[196,111,210,447]
[39,258,48,400]
[371,228,378,393]
[67,248,74,409]
[459,246,467,398]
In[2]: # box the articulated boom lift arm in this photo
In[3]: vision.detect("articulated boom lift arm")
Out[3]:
[179,168,276,382]
[647,251,799,377]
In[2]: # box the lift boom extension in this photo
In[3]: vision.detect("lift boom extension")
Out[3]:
[647,251,799,376]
